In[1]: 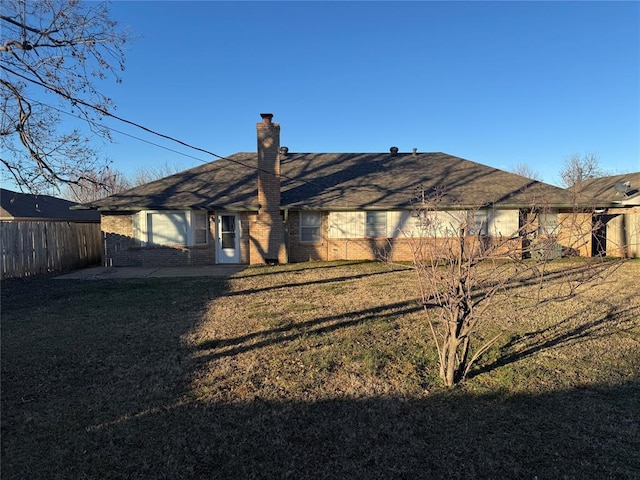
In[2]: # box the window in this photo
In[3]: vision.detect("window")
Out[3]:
[134,210,209,247]
[219,215,236,248]
[194,212,208,244]
[366,211,387,238]
[300,212,322,242]
[147,212,187,246]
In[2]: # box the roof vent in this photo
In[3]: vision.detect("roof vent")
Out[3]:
[412,147,418,156]
[389,146,399,155]
[279,146,289,156]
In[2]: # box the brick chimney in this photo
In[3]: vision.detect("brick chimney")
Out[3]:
[252,113,286,264]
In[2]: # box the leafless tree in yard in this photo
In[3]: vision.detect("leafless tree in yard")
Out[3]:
[511,163,542,181]
[402,187,622,387]
[1,0,129,193]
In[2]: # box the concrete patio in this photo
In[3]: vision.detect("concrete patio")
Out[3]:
[55,265,247,280]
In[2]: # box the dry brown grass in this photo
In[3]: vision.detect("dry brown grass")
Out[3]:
[2,260,639,479]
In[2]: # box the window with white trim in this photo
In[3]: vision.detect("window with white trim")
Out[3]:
[194,211,208,244]
[366,211,387,238]
[133,210,208,247]
[300,211,322,242]
[147,211,187,246]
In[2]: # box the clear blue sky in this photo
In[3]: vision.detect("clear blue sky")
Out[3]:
[95,0,640,186]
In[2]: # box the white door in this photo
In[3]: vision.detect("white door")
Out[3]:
[216,214,240,263]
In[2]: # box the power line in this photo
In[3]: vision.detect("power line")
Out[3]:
[26,97,214,166]
[2,64,227,159]
[5,65,336,191]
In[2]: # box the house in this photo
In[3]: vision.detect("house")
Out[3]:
[1,188,101,278]
[1,188,100,223]
[579,172,640,258]
[84,113,594,267]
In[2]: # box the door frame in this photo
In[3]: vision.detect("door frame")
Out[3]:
[215,213,240,264]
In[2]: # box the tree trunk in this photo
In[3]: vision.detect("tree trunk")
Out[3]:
[443,323,460,387]
[457,336,471,381]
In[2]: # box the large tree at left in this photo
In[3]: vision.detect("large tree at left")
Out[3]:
[1,0,128,193]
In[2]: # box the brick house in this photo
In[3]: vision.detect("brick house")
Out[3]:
[84,114,605,267]
[580,172,640,258]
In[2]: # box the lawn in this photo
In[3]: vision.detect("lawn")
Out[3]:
[2,260,639,479]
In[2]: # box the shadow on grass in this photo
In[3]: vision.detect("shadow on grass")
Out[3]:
[0,275,231,479]
[227,265,411,297]
[470,296,639,379]
[236,260,379,278]
[2,273,639,480]
[195,299,422,360]
[4,381,639,479]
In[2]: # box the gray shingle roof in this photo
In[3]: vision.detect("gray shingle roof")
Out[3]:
[1,188,100,222]
[87,152,574,211]
[579,172,640,205]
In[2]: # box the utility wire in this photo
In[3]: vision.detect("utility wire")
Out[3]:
[3,64,332,189]
[2,64,227,159]
[26,96,215,165]
[6,65,405,198]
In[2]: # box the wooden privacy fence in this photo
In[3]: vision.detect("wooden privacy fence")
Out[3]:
[1,221,102,280]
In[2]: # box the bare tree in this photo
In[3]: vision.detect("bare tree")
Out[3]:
[560,153,602,189]
[131,161,184,186]
[404,188,619,387]
[61,166,132,203]
[511,162,542,181]
[0,0,129,193]
[61,161,184,203]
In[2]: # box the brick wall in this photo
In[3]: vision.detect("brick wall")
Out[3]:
[286,210,527,263]
[101,212,216,267]
[287,211,327,262]
[251,114,286,264]
[238,212,252,264]
[287,210,427,262]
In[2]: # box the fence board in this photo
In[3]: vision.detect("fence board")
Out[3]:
[1,221,101,280]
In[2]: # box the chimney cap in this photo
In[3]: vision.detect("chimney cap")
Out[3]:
[390,146,399,155]
[260,113,274,124]
[279,146,289,156]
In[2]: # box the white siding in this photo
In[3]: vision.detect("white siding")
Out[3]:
[328,209,520,239]
[387,211,413,238]
[328,212,365,238]
[328,210,482,239]
[409,210,466,238]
